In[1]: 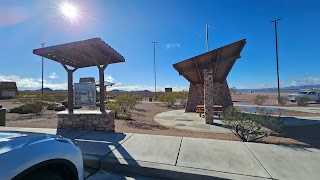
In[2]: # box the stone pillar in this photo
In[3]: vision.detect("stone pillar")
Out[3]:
[204,69,214,124]
[212,80,233,109]
[185,83,204,112]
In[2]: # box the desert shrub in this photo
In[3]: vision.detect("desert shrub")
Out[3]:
[10,102,43,114]
[296,96,309,106]
[277,96,288,106]
[222,106,282,142]
[230,86,237,94]
[158,92,187,107]
[106,102,121,117]
[107,95,142,119]
[253,95,269,106]
[47,103,58,110]
[158,93,177,107]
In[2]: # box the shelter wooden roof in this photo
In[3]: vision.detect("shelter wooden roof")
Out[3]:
[33,38,125,68]
[173,39,246,85]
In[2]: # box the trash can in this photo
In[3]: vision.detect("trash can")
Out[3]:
[149,97,152,102]
[0,108,6,126]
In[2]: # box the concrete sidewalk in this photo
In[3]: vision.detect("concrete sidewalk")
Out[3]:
[1,127,320,180]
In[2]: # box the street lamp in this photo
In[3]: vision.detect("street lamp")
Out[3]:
[152,42,157,100]
[271,18,281,103]
[41,43,45,95]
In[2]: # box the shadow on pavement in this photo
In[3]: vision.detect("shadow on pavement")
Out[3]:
[280,122,320,149]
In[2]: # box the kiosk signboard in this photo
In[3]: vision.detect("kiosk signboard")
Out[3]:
[74,83,96,107]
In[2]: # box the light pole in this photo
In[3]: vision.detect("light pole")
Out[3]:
[152,42,157,100]
[305,73,307,89]
[41,43,45,95]
[206,24,209,52]
[271,18,281,103]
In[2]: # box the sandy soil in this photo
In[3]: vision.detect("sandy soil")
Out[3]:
[2,94,320,148]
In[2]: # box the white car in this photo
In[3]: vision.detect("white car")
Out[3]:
[288,90,320,103]
[0,131,83,180]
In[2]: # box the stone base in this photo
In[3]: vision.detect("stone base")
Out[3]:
[57,110,115,132]
[185,84,204,112]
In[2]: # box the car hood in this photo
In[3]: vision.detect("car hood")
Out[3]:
[0,132,59,155]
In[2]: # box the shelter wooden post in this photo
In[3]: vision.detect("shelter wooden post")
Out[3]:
[61,64,77,114]
[98,65,108,112]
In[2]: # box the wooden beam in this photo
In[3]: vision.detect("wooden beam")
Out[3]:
[51,51,78,67]
[178,55,241,76]
[212,50,220,82]
[194,59,203,84]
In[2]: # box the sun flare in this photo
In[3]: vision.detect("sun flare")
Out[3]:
[60,2,78,21]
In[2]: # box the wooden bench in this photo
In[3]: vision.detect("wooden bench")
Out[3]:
[196,105,223,118]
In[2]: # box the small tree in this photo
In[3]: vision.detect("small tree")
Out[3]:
[158,93,177,107]
[111,95,142,119]
[253,95,269,106]
[296,96,309,106]
[222,106,282,142]
[277,96,288,106]
[230,86,237,94]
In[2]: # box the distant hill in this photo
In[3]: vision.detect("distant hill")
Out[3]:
[37,88,53,92]
[238,84,320,93]
[111,89,125,92]
[130,90,151,92]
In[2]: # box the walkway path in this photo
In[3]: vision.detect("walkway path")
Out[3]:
[1,127,319,179]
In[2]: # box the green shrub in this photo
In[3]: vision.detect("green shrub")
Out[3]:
[277,96,288,106]
[47,103,58,110]
[158,92,187,107]
[106,95,142,119]
[296,96,309,106]
[230,87,237,94]
[222,106,282,142]
[158,93,177,107]
[106,102,121,117]
[253,95,269,106]
[10,102,43,114]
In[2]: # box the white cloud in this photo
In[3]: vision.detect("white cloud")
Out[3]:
[105,75,115,83]
[290,77,320,87]
[165,43,181,49]
[49,72,58,79]
[0,75,67,90]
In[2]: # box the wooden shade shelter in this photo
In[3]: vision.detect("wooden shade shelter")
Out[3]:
[173,39,246,85]
[173,39,246,123]
[33,38,125,113]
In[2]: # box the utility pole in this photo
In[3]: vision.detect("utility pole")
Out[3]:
[152,42,157,100]
[41,43,45,95]
[206,24,209,52]
[271,18,281,103]
[305,73,308,89]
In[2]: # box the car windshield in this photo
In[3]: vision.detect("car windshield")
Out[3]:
[297,92,308,94]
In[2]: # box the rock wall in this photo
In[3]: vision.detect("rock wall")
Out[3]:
[185,70,233,117]
[57,110,115,132]
[185,84,204,112]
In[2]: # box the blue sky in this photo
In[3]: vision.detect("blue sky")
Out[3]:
[1,0,320,91]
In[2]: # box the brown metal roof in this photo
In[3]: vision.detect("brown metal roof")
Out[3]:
[173,39,246,85]
[33,38,125,68]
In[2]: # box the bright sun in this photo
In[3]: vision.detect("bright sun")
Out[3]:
[60,2,78,21]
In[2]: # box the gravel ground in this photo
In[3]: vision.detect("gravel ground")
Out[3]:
[2,93,320,148]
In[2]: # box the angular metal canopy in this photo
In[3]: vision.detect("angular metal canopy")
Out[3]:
[173,39,246,84]
[33,38,125,68]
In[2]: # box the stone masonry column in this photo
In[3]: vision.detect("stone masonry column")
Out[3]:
[204,69,214,124]
[185,83,204,112]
